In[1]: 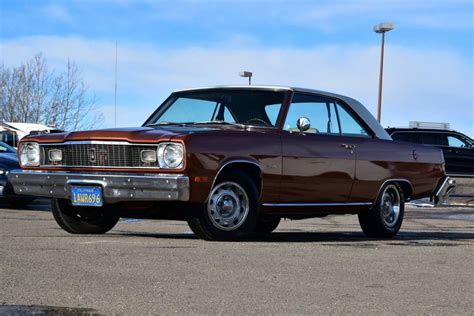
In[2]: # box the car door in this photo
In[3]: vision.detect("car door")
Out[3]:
[325,101,384,203]
[444,133,474,175]
[280,94,356,204]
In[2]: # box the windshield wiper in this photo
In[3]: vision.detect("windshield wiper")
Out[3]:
[146,121,246,128]
[193,121,233,125]
[192,121,246,127]
[145,121,186,127]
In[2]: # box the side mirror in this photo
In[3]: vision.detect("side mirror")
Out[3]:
[296,117,311,132]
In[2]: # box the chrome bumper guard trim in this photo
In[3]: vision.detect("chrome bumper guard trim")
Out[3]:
[432,176,456,205]
[8,170,189,203]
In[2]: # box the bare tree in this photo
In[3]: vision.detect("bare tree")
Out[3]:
[0,54,103,131]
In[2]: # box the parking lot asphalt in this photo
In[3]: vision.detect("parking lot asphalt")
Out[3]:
[1,199,473,315]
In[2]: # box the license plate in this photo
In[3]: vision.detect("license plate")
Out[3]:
[71,186,103,207]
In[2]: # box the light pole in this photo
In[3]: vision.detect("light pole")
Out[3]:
[374,22,395,123]
[239,71,253,85]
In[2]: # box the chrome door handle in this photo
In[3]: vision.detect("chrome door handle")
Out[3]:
[341,144,356,149]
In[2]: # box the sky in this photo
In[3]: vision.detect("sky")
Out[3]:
[1,0,473,136]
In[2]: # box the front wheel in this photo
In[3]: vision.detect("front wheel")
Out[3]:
[52,198,119,234]
[187,172,259,241]
[358,183,405,238]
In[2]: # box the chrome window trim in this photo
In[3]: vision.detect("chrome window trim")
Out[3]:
[262,202,373,207]
[165,85,391,139]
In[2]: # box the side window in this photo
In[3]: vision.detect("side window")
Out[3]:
[391,132,411,142]
[223,107,236,123]
[265,104,281,126]
[336,103,371,138]
[422,133,446,146]
[0,131,18,147]
[284,94,340,135]
[447,135,469,148]
[412,133,422,144]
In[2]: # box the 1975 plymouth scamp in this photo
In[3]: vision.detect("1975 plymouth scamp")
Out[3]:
[10,86,455,240]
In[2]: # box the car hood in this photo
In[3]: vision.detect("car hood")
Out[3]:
[20,125,245,144]
[0,153,20,169]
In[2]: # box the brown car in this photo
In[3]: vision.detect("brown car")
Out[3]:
[9,86,454,240]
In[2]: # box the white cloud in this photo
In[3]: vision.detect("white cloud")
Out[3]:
[287,0,474,30]
[41,4,72,23]
[1,35,472,135]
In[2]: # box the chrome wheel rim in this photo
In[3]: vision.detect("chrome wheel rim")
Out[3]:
[207,181,249,231]
[381,185,401,228]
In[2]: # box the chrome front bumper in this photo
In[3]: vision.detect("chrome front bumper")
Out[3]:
[432,176,456,205]
[8,170,190,203]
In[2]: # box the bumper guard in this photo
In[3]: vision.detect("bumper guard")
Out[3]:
[432,176,456,205]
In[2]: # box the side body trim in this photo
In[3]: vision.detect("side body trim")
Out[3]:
[262,202,372,207]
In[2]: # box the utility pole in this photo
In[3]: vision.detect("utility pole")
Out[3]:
[114,41,118,128]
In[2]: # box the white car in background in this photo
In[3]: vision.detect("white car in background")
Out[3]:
[0,122,64,147]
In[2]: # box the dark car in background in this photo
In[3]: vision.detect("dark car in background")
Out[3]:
[386,128,473,176]
[0,142,35,206]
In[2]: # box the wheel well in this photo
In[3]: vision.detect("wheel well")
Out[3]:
[214,162,262,196]
[392,181,413,201]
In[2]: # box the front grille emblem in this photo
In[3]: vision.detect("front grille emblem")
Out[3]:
[90,148,96,163]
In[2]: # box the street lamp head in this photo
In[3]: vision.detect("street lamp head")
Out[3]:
[374,22,395,33]
[239,71,253,78]
[239,71,253,85]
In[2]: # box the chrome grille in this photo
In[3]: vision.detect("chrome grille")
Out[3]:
[40,142,160,168]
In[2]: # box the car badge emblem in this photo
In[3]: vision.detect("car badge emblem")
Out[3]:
[90,148,96,163]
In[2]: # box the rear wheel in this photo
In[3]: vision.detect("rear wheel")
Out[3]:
[358,183,404,238]
[52,198,119,234]
[187,172,259,241]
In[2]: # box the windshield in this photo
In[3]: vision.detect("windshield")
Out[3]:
[145,90,287,127]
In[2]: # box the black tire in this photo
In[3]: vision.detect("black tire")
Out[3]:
[52,198,119,234]
[358,183,405,238]
[187,172,259,241]
[254,215,281,234]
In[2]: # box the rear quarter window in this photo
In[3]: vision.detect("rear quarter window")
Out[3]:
[391,132,411,142]
[422,133,448,146]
